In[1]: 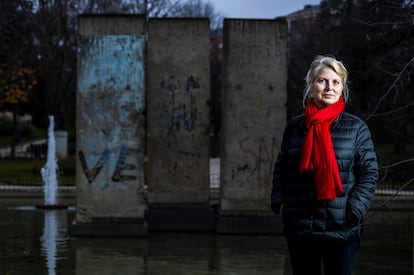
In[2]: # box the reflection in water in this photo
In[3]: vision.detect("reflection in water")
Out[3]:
[71,233,290,274]
[356,210,414,274]
[0,206,411,274]
[40,210,69,275]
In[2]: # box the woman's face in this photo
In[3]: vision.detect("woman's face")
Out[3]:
[311,67,343,108]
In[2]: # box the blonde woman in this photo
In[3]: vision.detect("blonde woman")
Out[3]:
[271,55,378,275]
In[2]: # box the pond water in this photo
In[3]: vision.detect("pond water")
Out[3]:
[0,200,412,275]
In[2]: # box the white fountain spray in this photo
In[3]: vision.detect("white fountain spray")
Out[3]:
[40,116,58,206]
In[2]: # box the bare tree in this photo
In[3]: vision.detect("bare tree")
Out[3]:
[171,0,223,29]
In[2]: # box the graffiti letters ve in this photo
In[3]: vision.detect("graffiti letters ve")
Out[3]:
[112,145,137,182]
[78,150,110,183]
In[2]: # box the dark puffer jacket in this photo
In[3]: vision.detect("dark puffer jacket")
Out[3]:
[271,111,378,243]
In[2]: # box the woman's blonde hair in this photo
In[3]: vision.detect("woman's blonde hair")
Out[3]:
[303,55,349,107]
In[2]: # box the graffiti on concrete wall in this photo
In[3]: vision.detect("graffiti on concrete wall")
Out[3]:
[231,136,279,184]
[78,149,110,183]
[111,145,138,182]
[158,74,201,140]
[79,145,138,184]
[148,73,207,183]
[77,35,145,188]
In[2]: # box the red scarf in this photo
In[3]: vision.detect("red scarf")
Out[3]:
[299,98,345,200]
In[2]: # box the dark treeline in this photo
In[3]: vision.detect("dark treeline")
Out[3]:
[0,0,413,187]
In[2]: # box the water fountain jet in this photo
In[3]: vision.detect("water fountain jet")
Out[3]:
[36,115,68,210]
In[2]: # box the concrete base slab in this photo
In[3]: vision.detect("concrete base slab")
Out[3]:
[147,207,215,231]
[215,215,283,234]
[70,220,148,237]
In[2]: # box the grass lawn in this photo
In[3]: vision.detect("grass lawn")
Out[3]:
[0,158,75,186]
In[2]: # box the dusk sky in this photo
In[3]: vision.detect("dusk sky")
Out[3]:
[209,0,321,19]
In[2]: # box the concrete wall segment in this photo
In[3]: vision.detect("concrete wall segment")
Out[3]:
[76,16,146,224]
[220,19,288,215]
[78,14,146,35]
[146,18,211,206]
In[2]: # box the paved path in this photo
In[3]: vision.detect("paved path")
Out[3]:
[0,185,75,193]
[0,139,46,158]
